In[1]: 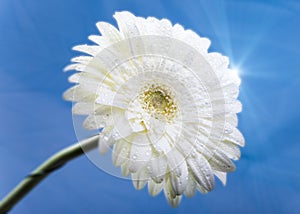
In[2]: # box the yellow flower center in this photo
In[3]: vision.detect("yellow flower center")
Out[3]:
[140,85,178,122]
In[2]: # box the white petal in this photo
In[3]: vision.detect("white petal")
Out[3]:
[128,135,152,173]
[183,173,197,198]
[95,88,116,106]
[63,85,95,102]
[111,111,134,138]
[174,135,195,156]
[63,63,107,80]
[64,63,80,72]
[209,149,236,172]
[166,150,188,195]
[225,114,238,128]
[68,72,102,86]
[226,100,242,114]
[149,18,173,36]
[132,168,149,190]
[72,102,112,115]
[82,115,104,130]
[221,81,239,99]
[72,44,100,56]
[112,138,131,165]
[169,163,188,195]
[148,155,167,183]
[151,135,172,154]
[177,29,211,52]
[194,140,237,173]
[98,131,115,154]
[206,52,229,70]
[64,74,99,97]
[88,35,104,45]
[163,175,182,207]
[121,160,130,176]
[131,17,147,35]
[172,23,185,38]
[223,121,237,134]
[148,179,163,196]
[187,152,215,192]
[196,182,209,194]
[113,11,140,38]
[72,102,97,115]
[96,21,123,43]
[95,90,129,109]
[223,127,245,147]
[217,141,241,160]
[166,195,182,208]
[166,150,186,177]
[222,68,242,87]
[214,170,227,186]
[112,13,147,58]
[83,109,113,130]
[71,56,93,65]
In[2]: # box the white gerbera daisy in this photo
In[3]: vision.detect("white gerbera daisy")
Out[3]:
[64,11,244,207]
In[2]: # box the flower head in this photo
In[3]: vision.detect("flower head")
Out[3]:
[64,11,244,207]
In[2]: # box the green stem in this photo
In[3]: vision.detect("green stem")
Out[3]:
[0,135,99,213]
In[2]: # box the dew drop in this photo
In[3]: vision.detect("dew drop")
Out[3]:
[112,131,119,138]
[132,154,137,160]
[114,59,120,65]
[99,122,106,127]
[176,170,182,177]
[190,151,196,157]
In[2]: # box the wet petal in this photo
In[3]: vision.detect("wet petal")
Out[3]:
[132,168,149,190]
[187,152,215,192]
[148,179,163,196]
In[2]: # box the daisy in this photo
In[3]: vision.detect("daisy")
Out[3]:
[64,11,244,207]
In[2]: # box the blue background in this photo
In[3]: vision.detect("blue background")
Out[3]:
[1,0,300,213]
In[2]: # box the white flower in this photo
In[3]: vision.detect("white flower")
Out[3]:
[64,11,244,207]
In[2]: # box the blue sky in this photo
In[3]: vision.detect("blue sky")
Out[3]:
[0,0,300,213]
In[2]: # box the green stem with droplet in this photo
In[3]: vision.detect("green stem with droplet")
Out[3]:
[0,135,99,213]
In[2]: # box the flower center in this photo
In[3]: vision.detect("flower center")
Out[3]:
[139,85,178,122]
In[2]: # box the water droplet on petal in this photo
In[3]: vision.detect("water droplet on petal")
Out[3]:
[99,122,106,127]
[112,131,119,138]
